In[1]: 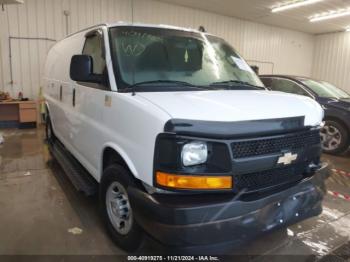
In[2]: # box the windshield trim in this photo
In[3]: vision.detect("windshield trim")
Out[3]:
[108,27,126,91]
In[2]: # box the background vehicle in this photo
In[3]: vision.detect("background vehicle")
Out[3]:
[44,24,327,252]
[260,75,350,155]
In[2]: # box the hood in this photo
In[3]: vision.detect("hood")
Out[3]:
[139,90,323,127]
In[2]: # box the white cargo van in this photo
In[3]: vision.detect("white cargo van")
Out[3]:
[44,23,329,252]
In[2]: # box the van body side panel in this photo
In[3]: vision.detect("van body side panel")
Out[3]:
[44,33,84,141]
[45,26,170,183]
[44,32,103,178]
[72,84,169,182]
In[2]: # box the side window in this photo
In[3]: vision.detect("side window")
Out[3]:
[82,31,106,75]
[270,78,310,96]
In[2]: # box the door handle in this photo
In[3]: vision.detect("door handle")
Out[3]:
[72,89,76,107]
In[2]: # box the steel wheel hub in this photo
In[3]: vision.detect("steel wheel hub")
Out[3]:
[106,181,132,235]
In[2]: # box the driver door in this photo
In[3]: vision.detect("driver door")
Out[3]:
[71,29,109,178]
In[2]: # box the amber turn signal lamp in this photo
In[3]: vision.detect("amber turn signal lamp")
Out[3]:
[156,172,232,190]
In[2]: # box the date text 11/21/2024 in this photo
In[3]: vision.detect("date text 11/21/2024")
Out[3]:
[127,256,220,261]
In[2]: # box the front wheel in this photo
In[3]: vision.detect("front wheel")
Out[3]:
[321,120,349,155]
[100,164,144,252]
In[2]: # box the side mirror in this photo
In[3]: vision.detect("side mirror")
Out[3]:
[70,55,103,83]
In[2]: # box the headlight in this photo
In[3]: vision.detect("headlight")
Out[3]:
[181,141,208,166]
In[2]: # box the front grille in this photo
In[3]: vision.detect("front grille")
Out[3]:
[231,129,320,159]
[234,164,305,192]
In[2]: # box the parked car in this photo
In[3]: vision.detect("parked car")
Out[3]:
[44,23,328,252]
[260,75,350,155]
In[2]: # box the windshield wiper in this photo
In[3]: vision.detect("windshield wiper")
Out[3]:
[210,80,265,90]
[121,80,209,95]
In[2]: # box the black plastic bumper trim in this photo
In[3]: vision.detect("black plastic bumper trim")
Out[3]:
[129,163,329,247]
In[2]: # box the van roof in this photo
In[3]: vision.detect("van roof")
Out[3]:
[65,22,207,39]
[107,22,204,33]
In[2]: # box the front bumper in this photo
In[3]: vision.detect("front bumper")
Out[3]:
[128,163,329,250]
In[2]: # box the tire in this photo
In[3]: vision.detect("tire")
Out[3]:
[321,120,349,155]
[45,113,55,143]
[100,164,144,252]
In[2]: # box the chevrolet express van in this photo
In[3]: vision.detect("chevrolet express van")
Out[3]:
[44,23,329,252]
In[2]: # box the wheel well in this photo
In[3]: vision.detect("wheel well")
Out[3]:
[102,147,129,172]
[324,116,349,133]
[101,147,142,186]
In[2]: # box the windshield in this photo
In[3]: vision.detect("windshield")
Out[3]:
[109,26,264,91]
[300,79,350,99]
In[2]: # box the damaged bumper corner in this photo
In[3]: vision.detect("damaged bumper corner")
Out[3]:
[128,163,330,249]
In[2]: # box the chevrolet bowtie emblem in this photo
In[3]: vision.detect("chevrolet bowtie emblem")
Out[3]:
[277,152,298,165]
